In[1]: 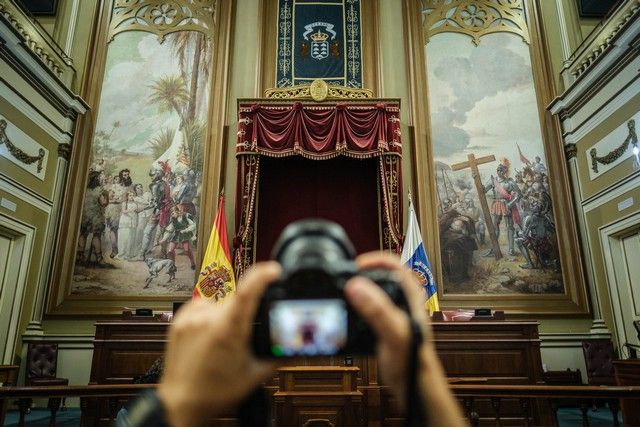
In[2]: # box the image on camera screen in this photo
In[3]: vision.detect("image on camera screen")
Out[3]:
[269,299,348,357]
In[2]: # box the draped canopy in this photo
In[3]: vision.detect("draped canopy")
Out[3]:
[233,100,403,277]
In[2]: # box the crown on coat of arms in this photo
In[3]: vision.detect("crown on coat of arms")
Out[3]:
[310,29,329,42]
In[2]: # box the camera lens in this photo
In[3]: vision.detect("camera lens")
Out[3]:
[272,219,356,273]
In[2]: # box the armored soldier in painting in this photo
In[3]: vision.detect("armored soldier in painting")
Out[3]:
[482,160,522,256]
[516,192,558,270]
[137,162,171,260]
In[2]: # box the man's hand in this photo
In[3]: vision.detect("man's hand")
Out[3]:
[344,252,465,426]
[344,252,430,407]
[157,262,281,427]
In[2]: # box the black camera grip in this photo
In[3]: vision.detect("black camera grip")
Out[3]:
[405,318,426,427]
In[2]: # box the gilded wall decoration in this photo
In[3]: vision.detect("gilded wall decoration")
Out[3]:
[108,0,216,42]
[421,0,530,46]
[264,80,373,100]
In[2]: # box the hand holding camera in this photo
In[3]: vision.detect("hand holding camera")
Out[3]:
[157,220,464,427]
[252,219,412,357]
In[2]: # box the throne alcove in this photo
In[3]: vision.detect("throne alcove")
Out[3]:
[233,81,404,276]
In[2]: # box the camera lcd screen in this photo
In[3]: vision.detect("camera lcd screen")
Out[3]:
[269,299,348,357]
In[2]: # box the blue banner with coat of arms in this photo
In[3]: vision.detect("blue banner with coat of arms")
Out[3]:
[276,0,362,88]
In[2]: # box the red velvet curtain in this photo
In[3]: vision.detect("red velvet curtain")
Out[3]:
[256,156,380,262]
[237,101,402,159]
[234,101,403,278]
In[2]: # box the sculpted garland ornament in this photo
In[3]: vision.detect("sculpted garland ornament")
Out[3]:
[108,0,216,42]
[0,120,45,173]
[590,119,638,173]
[422,0,530,46]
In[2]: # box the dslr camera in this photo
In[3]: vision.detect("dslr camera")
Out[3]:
[252,219,410,358]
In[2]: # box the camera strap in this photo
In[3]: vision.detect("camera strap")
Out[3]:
[405,318,426,427]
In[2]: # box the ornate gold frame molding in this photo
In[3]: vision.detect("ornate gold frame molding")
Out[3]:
[590,119,638,173]
[0,119,45,173]
[264,80,374,101]
[421,0,530,46]
[108,0,216,42]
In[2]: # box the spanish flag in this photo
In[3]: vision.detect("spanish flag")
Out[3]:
[193,194,236,302]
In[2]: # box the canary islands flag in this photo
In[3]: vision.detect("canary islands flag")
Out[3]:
[400,198,439,314]
[193,194,236,302]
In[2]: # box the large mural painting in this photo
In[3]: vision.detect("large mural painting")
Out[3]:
[71,1,214,297]
[423,0,564,295]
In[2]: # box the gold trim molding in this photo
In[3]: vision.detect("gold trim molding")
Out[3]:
[264,80,374,100]
[589,119,637,173]
[0,0,75,86]
[108,0,216,42]
[421,0,530,46]
[0,119,45,173]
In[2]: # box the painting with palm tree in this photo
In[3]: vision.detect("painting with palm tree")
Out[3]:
[72,30,211,297]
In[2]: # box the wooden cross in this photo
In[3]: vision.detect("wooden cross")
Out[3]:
[451,154,503,260]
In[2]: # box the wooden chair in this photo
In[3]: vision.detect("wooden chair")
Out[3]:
[582,339,620,426]
[16,342,69,426]
[0,365,19,426]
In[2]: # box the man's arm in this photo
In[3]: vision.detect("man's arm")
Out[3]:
[346,253,466,427]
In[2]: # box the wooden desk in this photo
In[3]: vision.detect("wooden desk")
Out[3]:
[614,360,640,427]
[432,321,544,384]
[89,319,549,426]
[275,366,363,426]
[0,365,19,426]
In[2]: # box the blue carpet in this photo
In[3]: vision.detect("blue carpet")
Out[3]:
[557,406,623,427]
[4,408,81,426]
[2,406,624,426]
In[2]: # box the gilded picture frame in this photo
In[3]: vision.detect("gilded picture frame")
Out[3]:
[402,0,589,315]
[45,0,235,316]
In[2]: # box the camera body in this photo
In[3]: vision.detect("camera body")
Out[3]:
[252,219,410,358]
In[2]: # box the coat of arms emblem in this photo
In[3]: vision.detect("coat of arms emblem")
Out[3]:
[301,22,338,61]
[199,263,233,301]
[310,29,329,59]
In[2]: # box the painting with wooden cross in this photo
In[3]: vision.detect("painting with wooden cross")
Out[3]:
[423,0,563,296]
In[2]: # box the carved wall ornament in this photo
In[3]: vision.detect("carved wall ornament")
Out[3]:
[564,143,577,161]
[590,119,637,173]
[570,1,640,79]
[265,81,373,100]
[0,1,74,82]
[57,143,72,161]
[108,0,216,43]
[310,79,329,101]
[421,0,530,46]
[0,119,45,173]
